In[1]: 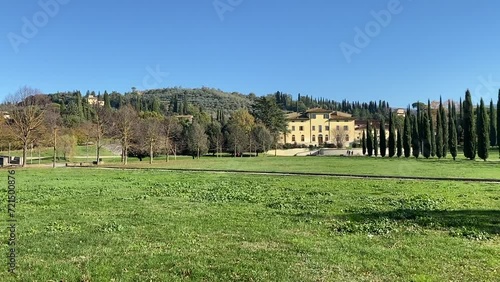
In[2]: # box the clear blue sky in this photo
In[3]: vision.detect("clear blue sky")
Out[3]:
[1,0,500,107]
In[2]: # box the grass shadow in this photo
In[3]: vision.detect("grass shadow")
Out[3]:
[340,209,500,235]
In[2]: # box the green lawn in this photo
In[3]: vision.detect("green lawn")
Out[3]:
[107,155,500,179]
[2,168,498,281]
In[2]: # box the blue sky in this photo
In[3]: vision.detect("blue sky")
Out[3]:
[1,0,500,107]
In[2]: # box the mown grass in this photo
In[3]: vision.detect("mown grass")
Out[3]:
[2,168,498,281]
[107,155,500,179]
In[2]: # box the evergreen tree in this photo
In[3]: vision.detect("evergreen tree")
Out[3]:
[76,91,84,118]
[379,119,386,157]
[477,98,489,161]
[103,91,111,109]
[152,97,161,113]
[388,112,396,157]
[367,122,373,157]
[440,97,448,157]
[412,114,420,158]
[374,127,379,157]
[463,90,476,160]
[490,99,497,147]
[449,103,458,160]
[396,127,403,157]
[435,108,443,158]
[362,130,367,155]
[403,108,412,158]
[497,90,500,157]
[422,112,431,159]
[428,100,436,157]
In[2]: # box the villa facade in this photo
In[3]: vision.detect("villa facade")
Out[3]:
[280,108,356,148]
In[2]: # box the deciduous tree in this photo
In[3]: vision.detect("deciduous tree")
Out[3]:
[5,86,47,167]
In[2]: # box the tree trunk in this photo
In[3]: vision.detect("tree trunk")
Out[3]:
[96,137,101,166]
[22,141,27,167]
[149,141,153,164]
[53,129,57,168]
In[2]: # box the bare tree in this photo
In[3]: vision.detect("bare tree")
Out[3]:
[113,105,138,165]
[186,121,208,159]
[161,116,182,162]
[331,127,348,148]
[44,104,62,168]
[4,86,47,167]
[91,104,112,165]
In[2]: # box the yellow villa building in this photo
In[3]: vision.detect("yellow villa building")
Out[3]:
[280,108,356,147]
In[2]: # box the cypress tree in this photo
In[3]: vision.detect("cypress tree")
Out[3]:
[477,98,490,161]
[435,108,443,158]
[367,122,374,157]
[489,99,496,147]
[362,130,367,155]
[411,114,420,158]
[477,98,489,161]
[388,112,396,157]
[76,91,84,118]
[450,103,458,160]
[403,108,412,158]
[497,90,500,157]
[422,112,431,159]
[103,91,111,109]
[397,127,403,157]
[428,100,436,157]
[374,127,379,157]
[379,119,386,157]
[440,97,448,157]
[463,90,476,160]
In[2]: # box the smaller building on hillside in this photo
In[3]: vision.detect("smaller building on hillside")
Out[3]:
[87,95,105,107]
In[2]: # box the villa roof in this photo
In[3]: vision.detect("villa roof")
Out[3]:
[305,108,332,113]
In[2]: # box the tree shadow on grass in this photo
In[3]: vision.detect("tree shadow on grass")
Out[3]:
[340,209,500,235]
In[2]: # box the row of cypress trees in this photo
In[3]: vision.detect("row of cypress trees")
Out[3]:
[361,90,500,161]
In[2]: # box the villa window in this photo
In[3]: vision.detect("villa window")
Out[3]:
[292,135,296,142]
[325,126,330,131]
[319,125,322,132]
[336,125,340,130]
[311,114,316,119]
[312,135,316,142]
[291,126,295,131]
[323,114,329,119]
[312,126,316,131]
[346,135,350,141]
[325,135,329,142]
[301,135,305,142]
[299,126,304,131]
[344,125,349,131]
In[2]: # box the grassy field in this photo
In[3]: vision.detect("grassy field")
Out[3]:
[106,155,500,179]
[2,168,498,281]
